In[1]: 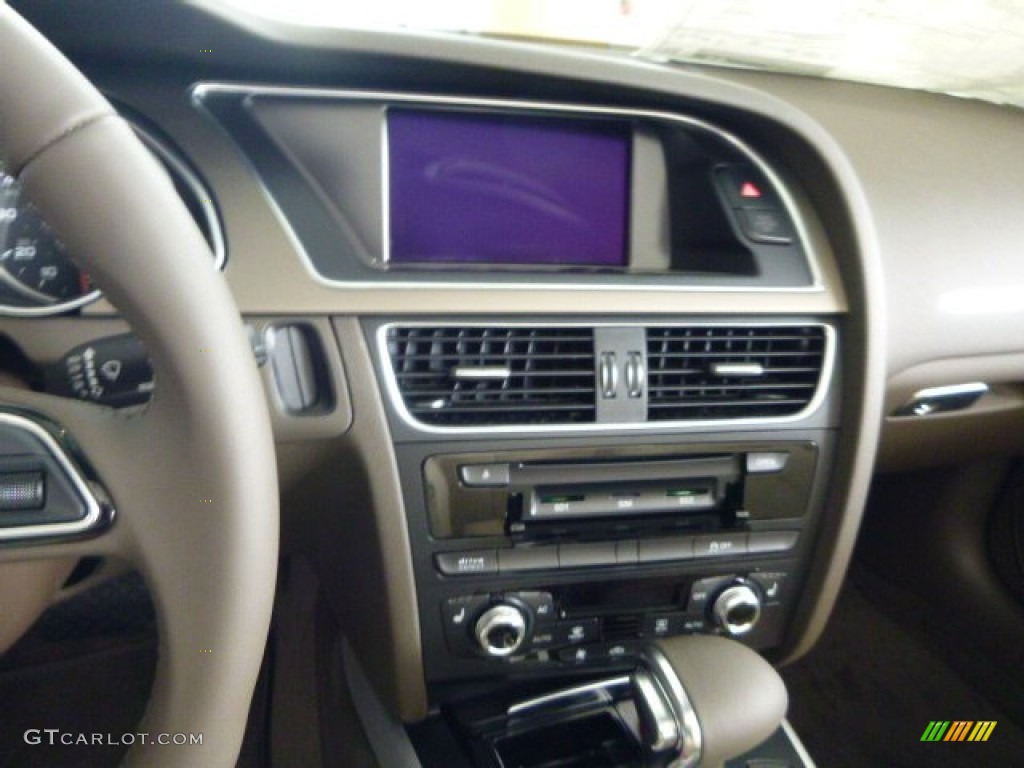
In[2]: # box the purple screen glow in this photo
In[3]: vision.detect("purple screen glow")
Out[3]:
[387,110,630,267]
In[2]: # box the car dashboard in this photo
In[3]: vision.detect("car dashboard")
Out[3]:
[2,1,1024,764]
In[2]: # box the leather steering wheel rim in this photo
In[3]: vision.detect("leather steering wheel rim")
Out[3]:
[0,6,278,767]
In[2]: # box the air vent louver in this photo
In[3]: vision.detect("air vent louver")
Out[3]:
[646,326,826,421]
[387,327,596,426]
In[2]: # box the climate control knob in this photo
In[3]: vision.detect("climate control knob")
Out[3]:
[475,603,528,657]
[712,582,762,636]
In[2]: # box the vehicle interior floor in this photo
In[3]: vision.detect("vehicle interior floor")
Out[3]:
[0,560,382,768]
[0,572,156,768]
[782,562,1024,768]
[255,556,379,768]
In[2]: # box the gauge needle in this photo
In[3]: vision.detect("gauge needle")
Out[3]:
[0,264,58,304]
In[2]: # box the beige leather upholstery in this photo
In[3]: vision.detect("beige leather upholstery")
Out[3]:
[0,5,279,766]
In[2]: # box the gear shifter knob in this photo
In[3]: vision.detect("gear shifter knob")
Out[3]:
[633,635,788,767]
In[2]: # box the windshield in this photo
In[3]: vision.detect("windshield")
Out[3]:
[217,0,1024,110]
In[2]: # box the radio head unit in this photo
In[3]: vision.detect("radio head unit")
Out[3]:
[423,443,816,541]
[408,440,825,682]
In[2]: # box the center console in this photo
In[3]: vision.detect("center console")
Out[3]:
[197,83,849,764]
[394,426,832,683]
[374,315,836,766]
[370,316,838,695]
[405,437,827,677]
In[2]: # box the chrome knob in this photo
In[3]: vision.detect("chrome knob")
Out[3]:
[475,604,528,657]
[712,583,761,636]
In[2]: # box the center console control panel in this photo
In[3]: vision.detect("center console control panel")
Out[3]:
[443,569,788,666]
[399,438,829,683]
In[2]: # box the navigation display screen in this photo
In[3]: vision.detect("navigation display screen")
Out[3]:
[387,110,631,267]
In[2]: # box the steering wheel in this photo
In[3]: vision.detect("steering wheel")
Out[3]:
[0,6,278,767]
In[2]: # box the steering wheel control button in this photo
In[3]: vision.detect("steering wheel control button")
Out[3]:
[0,470,45,511]
[475,604,528,657]
[48,334,155,408]
[558,542,617,568]
[747,531,799,555]
[688,575,738,613]
[459,463,510,487]
[748,572,788,604]
[0,415,107,537]
[637,535,695,563]
[746,452,790,474]
[554,618,600,646]
[435,549,498,576]
[694,533,747,558]
[497,546,558,573]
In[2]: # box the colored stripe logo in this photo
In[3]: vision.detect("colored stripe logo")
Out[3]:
[921,721,996,742]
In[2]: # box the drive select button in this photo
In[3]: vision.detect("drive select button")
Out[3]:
[435,549,498,576]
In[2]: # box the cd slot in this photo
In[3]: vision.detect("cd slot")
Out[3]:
[530,482,717,520]
[513,455,739,487]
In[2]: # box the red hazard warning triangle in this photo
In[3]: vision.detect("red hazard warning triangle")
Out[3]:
[740,181,762,199]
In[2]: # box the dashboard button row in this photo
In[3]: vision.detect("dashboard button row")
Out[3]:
[642,611,688,637]
[517,590,557,623]
[747,531,799,554]
[558,640,638,665]
[458,463,510,487]
[528,618,600,652]
[434,531,798,576]
[748,571,788,604]
[435,550,500,576]
[498,547,558,572]
[687,575,738,612]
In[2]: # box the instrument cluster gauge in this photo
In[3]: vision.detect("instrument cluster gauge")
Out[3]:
[0,171,95,312]
[0,120,225,317]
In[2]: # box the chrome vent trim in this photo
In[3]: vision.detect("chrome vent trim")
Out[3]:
[378,322,834,434]
[647,326,827,420]
[385,326,596,426]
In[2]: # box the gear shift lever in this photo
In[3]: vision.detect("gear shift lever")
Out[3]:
[633,635,788,767]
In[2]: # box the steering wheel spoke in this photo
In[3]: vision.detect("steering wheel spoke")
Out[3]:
[0,6,279,767]
[0,392,119,556]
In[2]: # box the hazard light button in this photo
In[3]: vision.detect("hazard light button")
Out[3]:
[714,164,782,208]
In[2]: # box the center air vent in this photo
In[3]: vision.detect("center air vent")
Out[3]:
[386,327,596,426]
[646,325,827,421]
